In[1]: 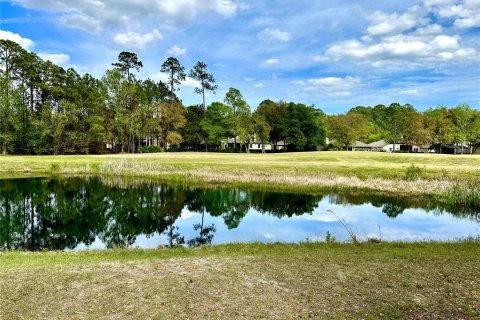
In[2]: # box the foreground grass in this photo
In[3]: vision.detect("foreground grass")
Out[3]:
[1,242,479,319]
[1,152,480,201]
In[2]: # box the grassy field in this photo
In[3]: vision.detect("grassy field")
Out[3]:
[1,151,479,200]
[1,242,479,319]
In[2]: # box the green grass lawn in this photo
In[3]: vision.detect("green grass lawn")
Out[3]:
[1,151,479,179]
[1,242,479,319]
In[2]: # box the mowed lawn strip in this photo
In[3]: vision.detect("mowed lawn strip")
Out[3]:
[1,242,479,319]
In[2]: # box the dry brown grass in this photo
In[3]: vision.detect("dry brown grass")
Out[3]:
[1,151,479,198]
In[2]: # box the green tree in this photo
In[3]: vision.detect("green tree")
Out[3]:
[450,104,475,154]
[0,73,22,154]
[224,87,248,150]
[237,107,254,153]
[189,61,217,117]
[200,102,231,151]
[255,100,286,150]
[160,57,186,103]
[159,100,186,148]
[327,113,369,150]
[252,111,271,154]
[112,51,143,82]
[279,103,327,151]
[424,107,455,153]
[181,105,207,150]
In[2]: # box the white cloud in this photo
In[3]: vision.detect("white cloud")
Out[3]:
[366,6,427,36]
[323,34,477,68]
[150,72,169,83]
[262,58,280,66]
[12,0,240,33]
[414,24,443,35]
[38,52,70,66]
[253,83,264,88]
[182,76,201,88]
[400,89,425,96]
[257,28,292,42]
[113,29,162,48]
[0,30,34,49]
[167,45,187,56]
[302,76,361,97]
[425,0,480,28]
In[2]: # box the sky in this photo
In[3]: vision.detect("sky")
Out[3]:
[0,0,479,113]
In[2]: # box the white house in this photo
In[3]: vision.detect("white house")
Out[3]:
[367,140,420,152]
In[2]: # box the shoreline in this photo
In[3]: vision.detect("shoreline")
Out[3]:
[1,152,479,209]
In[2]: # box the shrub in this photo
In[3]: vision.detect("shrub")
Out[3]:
[138,146,164,153]
[404,164,424,181]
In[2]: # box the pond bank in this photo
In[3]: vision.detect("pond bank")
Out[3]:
[1,152,479,209]
[1,242,479,319]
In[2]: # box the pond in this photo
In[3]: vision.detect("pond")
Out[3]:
[0,176,478,251]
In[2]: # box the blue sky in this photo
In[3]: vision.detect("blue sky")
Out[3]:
[1,0,479,113]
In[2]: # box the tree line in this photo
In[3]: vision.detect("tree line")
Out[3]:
[1,39,479,155]
[328,103,480,153]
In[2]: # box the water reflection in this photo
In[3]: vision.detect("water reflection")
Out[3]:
[0,177,478,251]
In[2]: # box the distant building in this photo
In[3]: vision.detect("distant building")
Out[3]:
[223,137,287,152]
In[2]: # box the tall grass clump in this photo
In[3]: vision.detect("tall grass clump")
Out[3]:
[442,180,480,209]
[49,162,61,174]
[404,164,425,181]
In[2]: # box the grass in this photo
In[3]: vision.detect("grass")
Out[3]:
[1,154,479,318]
[1,151,479,205]
[1,242,479,319]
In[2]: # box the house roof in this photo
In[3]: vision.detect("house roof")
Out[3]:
[367,139,389,148]
[354,140,370,147]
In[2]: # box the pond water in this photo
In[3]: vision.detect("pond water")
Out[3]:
[0,177,478,251]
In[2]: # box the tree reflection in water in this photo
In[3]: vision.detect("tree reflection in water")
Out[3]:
[0,177,478,251]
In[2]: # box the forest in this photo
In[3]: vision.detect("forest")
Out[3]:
[1,39,479,155]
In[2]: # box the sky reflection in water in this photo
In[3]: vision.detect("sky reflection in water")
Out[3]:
[0,176,477,251]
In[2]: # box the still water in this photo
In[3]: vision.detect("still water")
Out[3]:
[0,177,478,251]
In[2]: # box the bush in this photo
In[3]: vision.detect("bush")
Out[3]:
[138,146,164,153]
[49,163,61,173]
[404,164,424,181]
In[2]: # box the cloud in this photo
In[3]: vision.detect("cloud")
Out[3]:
[414,24,443,35]
[167,45,187,56]
[0,30,34,49]
[366,6,427,36]
[257,28,292,42]
[113,29,162,48]
[38,52,70,66]
[400,89,425,96]
[12,0,240,33]
[301,76,361,97]
[323,34,477,68]
[261,58,280,66]
[425,0,480,28]
[253,83,264,88]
